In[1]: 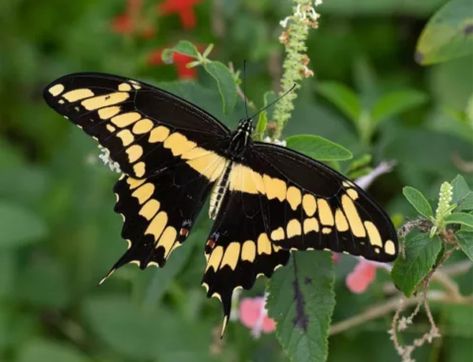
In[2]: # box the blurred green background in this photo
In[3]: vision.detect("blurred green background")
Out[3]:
[0,0,472,361]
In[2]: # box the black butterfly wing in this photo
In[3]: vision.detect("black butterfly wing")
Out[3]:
[202,188,290,328]
[43,72,230,179]
[107,160,223,278]
[202,141,397,326]
[248,142,398,260]
[44,73,231,277]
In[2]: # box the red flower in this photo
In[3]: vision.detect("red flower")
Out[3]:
[111,0,155,38]
[346,260,377,294]
[158,0,202,29]
[239,297,276,337]
[148,49,197,79]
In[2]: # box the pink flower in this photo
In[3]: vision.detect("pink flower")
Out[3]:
[239,297,276,337]
[346,259,377,294]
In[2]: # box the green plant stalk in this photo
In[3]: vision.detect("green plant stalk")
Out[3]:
[272,0,318,140]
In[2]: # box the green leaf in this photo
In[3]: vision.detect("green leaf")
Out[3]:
[267,252,335,362]
[17,338,90,362]
[0,202,47,248]
[456,231,473,261]
[445,212,473,228]
[402,186,434,217]
[317,82,361,123]
[286,134,353,161]
[391,233,442,297]
[416,0,473,65]
[451,174,473,211]
[371,89,427,123]
[162,40,199,63]
[203,61,238,114]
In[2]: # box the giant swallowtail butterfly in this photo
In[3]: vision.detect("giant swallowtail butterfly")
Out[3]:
[44,73,398,333]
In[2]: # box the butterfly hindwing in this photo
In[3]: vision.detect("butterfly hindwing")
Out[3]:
[202,189,290,323]
[43,73,230,179]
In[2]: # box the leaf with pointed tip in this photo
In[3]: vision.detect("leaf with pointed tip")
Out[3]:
[286,134,353,161]
[267,252,335,362]
[402,186,433,218]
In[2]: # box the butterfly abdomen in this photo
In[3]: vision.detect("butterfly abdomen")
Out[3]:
[209,161,232,220]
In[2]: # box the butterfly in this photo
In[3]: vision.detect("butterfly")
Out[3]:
[44,73,398,334]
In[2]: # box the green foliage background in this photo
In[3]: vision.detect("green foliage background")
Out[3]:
[0,0,472,361]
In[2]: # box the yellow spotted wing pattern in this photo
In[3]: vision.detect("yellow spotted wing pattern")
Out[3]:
[44,73,398,335]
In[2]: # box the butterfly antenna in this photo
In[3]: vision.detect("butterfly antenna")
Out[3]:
[243,60,250,120]
[249,83,296,120]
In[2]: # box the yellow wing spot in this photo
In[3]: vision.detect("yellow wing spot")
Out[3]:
[335,209,349,232]
[221,242,241,270]
[302,194,316,217]
[48,84,64,96]
[133,161,146,178]
[145,211,168,241]
[118,82,132,91]
[181,147,209,160]
[270,227,285,242]
[158,226,177,258]
[126,177,145,189]
[186,152,226,182]
[206,246,224,272]
[346,188,359,200]
[98,106,121,120]
[384,240,396,255]
[149,126,170,143]
[286,186,302,210]
[131,118,154,135]
[126,145,143,163]
[116,129,134,146]
[106,124,116,133]
[111,112,141,128]
[263,174,286,202]
[229,164,264,195]
[303,217,319,233]
[163,132,196,156]
[81,92,129,111]
[364,221,383,247]
[322,227,332,234]
[286,219,302,238]
[343,180,355,188]
[131,182,154,204]
[341,195,366,238]
[130,80,141,89]
[257,233,272,254]
[139,199,160,220]
[241,240,256,262]
[317,199,334,226]
[62,88,94,102]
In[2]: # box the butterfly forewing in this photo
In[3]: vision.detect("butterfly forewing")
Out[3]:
[43,73,229,179]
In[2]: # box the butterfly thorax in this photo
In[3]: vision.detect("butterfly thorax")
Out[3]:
[226,118,253,161]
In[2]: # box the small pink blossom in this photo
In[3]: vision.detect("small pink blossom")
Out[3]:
[239,297,276,337]
[346,259,377,294]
